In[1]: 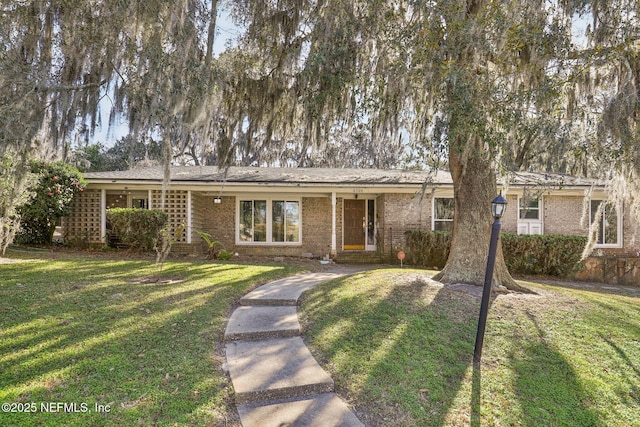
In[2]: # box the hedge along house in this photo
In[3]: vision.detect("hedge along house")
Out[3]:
[63,166,639,270]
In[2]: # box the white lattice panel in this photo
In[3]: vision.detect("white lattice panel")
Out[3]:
[151,190,189,242]
[63,189,102,243]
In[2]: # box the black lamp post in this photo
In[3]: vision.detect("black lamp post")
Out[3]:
[473,193,507,365]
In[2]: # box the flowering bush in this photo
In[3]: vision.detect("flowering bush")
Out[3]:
[15,161,86,244]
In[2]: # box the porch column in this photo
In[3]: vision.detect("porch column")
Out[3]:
[186,190,192,244]
[331,192,337,256]
[100,189,106,244]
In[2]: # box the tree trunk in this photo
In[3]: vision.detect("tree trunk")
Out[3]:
[433,141,530,293]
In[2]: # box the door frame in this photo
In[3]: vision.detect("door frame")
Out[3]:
[342,197,376,251]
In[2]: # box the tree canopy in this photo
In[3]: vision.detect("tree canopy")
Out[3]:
[3,1,635,174]
[71,137,162,172]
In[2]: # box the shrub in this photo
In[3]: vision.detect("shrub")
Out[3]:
[404,230,451,268]
[16,161,85,244]
[106,208,168,252]
[501,233,587,277]
[405,230,586,278]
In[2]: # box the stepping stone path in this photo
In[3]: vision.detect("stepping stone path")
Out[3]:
[224,270,366,427]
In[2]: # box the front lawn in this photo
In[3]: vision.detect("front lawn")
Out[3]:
[0,253,301,426]
[299,269,640,426]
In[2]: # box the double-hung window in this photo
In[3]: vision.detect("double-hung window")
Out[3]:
[238,198,300,244]
[590,200,620,247]
[517,197,543,235]
[433,198,454,232]
[519,198,540,220]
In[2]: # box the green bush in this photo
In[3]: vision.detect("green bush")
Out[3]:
[405,230,586,278]
[106,208,168,252]
[16,161,85,244]
[404,230,451,268]
[501,233,587,277]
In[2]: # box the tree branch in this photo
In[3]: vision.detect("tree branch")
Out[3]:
[205,0,219,65]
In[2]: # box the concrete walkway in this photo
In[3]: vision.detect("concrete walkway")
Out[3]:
[224,267,369,427]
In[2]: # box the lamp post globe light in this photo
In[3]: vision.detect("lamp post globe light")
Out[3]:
[491,193,508,219]
[474,192,507,365]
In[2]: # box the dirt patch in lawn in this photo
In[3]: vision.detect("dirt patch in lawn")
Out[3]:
[0,257,31,265]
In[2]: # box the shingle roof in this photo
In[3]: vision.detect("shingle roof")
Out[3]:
[84,166,601,188]
[84,166,453,185]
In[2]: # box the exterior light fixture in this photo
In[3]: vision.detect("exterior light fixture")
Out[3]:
[491,193,507,219]
[474,192,508,365]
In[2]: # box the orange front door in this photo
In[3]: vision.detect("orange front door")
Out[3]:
[344,200,365,250]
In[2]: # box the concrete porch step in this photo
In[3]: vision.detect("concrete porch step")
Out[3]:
[237,393,364,427]
[224,306,300,341]
[225,337,334,404]
[335,252,385,264]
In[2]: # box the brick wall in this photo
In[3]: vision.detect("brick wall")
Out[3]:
[190,192,208,253]
[575,256,640,286]
[543,195,586,235]
[65,187,639,258]
[501,195,518,233]
[302,197,333,257]
[377,193,431,252]
[171,243,197,255]
[518,195,639,256]
[199,195,236,252]
[191,192,205,240]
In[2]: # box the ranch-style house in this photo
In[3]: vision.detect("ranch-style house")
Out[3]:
[62,166,639,283]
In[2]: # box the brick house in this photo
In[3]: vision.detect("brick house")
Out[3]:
[63,166,638,263]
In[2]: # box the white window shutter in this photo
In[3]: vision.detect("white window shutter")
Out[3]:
[530,224,542,235]
[518,224,528,235]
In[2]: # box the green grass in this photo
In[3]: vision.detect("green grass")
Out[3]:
[299,269,640,427]
[0,253,302,426]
